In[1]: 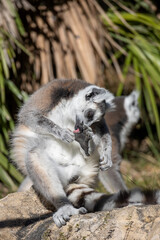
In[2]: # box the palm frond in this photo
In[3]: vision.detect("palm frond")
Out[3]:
[103,1,160,148]
[0,0,26,190]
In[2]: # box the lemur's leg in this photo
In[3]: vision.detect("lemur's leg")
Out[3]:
[20,112,75,143]
[18,176,33,192]
[98,132,112,170]
[26,150,87,228]
[67,183,160,213]
[99,164,127,193]
[99,152,127,193]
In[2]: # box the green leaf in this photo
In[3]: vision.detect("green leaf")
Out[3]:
[5,80,23,100]
[116,82,124,96]
[6,0,25,35]
[140,66,160,140]
[0,64,5,104]
[133,57,141,101]
[7,48,17,76]
[0,42,9,79]
[0,134,8,154]
[123,52,132,78]
[0,165,18,191]
[0,152,24,183]
[0,28,32,57]
[1,105,11,121]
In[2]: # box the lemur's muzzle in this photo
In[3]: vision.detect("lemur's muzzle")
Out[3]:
[74,101,111,133]
[74,115,84,133]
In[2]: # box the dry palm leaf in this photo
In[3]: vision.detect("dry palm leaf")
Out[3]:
[1,0,124,92]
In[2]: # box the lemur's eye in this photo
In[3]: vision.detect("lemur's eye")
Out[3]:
[84,109,95,121]
[132,100,135,106]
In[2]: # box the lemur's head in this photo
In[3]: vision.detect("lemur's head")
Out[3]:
[105,90,140,150]
[74,86,114,133]
[124,90,140,124]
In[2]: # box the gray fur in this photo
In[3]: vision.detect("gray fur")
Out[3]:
[53,205,87,228]
[18,110,75,143]
[18,176,32,192]
[11,79,114,227]
[12,83,160,228]
[99,132,112,171]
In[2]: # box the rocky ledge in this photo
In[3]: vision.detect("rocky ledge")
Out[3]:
[0,188,160,240]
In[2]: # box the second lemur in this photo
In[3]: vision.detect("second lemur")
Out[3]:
[99,91,140,193]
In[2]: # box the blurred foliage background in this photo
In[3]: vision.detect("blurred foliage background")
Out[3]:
[0,0,160,197]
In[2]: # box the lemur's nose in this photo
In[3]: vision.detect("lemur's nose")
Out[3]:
[75,115,84,133]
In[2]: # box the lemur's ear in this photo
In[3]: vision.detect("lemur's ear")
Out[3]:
[127,90,139,107]
[130,90,139,101]
[85,87,114,106]
[85,88,104,101]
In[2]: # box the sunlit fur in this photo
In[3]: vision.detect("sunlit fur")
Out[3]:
[11,79,114,227]
[11,82,160,228]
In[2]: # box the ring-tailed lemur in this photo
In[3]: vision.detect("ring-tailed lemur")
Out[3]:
[11,79,114,227]
[99,91,140,193]
[11,80,160,228]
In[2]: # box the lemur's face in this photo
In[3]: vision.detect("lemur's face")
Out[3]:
[75,86,114,132]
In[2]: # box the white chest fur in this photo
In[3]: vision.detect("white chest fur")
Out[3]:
[45,136,86,165]
[43,136,99,187]
[47,99,75,130]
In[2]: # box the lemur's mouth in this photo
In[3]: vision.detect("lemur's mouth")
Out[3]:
[74,116,83,134]
[74,128,80,133]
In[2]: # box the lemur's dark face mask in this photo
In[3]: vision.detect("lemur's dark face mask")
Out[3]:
[74,87,114,133]
[74,101,110,133]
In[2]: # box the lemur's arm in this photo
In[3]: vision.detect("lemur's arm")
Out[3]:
[19,111,75,143]
[92,118,112,170]
[75,119,112,170]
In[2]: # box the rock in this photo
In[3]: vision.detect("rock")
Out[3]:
[0,188,160,240]
[0,188,53,240]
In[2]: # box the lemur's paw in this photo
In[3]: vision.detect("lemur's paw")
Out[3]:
[61,129,75,143]
[99,147,112,171]
[84,126,94,139]
[75,126,94,156]
[83,126,94,154]
[53,204,87,228]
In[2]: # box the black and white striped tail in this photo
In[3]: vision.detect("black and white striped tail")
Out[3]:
[66,184,160,212]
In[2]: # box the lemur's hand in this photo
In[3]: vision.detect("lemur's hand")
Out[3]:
[53,204,87,228]
[61,129,75,143]
[74,126,93,156]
